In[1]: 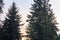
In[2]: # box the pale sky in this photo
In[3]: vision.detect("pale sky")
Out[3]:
[50,0,60,29]
[2,0,60,34]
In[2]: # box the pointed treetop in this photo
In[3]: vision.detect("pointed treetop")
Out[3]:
[12,2,16,7]
[11,2,17,10]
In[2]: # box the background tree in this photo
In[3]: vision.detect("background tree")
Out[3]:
[27,0,58,40]
[0,0,4,40]
[0,0,3,13]
[2,2,22,40]
[54,34,60,40]
[0,0,4,25]
[0,0,4,22]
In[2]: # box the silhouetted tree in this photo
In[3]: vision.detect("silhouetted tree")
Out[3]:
[27,0,58,40]
[0,0,3,13]
[2,2,22,40]
[0,0,4,40]
[0,0,4,25]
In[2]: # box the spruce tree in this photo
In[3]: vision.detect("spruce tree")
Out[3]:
[27,0,58,40]
[0,0,4,40]
[55,35,60,40]
[0,0,3,13]
[2,2,22,40]
[0,18,9,40]
[0,0,3,25]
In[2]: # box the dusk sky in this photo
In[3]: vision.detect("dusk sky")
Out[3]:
[2,0,60,34]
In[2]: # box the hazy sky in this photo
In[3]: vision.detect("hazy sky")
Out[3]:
[3,0,60,34]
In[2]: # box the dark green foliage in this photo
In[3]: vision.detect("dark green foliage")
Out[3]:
[55,35,60,40]
[0,18,9,40]
[27,0,58,40]
[2,2,22,40]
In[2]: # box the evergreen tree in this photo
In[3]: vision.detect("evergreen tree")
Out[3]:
[55,35,60,40]
[27,0,58,40]
[0,0,3,25]
[2,2,22,40]
[0,0,4,40]
[0,18,8,40]
[0,0,3,13]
